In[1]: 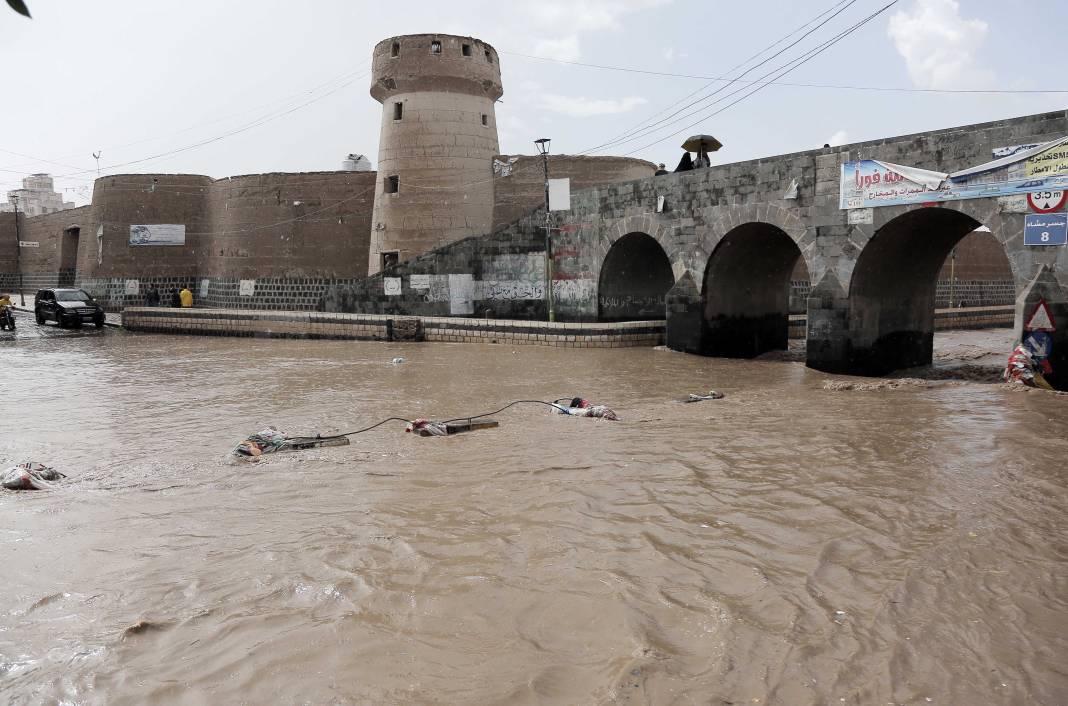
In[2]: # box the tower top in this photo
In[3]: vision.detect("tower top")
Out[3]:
[370,34,503,103]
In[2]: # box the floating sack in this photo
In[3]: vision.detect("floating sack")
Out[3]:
[406,419,449,436]
[684,391,725,403]
[234,427,290,457]
[2,462,65,490]
[1004,344,1054,389]
[552,397,619,421]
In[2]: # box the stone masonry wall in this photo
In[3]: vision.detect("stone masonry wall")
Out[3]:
[491,155,656,231]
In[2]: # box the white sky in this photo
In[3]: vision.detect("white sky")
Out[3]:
[1,0,1064,206]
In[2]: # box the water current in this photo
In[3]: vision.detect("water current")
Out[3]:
[2,320,1067,704]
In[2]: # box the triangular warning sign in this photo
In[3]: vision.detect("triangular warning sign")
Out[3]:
[1026,299,1056,332]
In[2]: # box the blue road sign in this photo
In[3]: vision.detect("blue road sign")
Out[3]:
[1024,213,1068,246]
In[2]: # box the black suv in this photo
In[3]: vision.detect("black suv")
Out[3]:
[35,288,106,328]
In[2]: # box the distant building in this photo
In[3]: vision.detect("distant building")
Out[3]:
[0,174,76,216]
[341,154,373,172]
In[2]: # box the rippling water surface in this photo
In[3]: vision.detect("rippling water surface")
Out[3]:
[2,321,1067,705]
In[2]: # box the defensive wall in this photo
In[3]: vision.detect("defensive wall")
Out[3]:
[0,206,91,292]
[491,155,655,231]
[320,109,1068,386]
[0,157,656,309]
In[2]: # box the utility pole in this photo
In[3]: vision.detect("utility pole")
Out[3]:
[92,151,102,179]
[534,138,554,322]
[12,195,25,306]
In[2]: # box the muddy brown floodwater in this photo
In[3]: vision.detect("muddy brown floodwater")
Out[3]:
[2,322,1068,705]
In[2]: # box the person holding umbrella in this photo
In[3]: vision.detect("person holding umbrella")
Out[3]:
[681,134,722,169]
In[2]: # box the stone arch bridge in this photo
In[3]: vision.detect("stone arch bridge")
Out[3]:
[328,111,1068,388]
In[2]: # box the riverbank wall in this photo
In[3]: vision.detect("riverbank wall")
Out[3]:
[121,304,1012,346]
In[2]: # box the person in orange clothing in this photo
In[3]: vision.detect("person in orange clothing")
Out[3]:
[179,286,193,308]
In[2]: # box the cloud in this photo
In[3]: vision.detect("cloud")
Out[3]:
[539,93,647,117]
[531,36,582,62]
[523,0,672,33]
[887,0,995,90]
[523,0,672,61]
[662,47,675,62]
[827,130,849,147]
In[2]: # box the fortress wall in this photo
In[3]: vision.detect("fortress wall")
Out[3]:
[0,213,17,292]
[198,171,378,309]
[491,155,657,231]
[18,207,92,288]
[74,174,211,308]
[203,171,377,279]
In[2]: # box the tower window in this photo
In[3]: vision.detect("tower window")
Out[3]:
[385,175,399,194]
[430,40,442,54]
[381,251,400,271]
[485,49,493,63]
[391,42,399,57]
[481,113,488,126]
[462,43,471,57]
[393,102,403,120]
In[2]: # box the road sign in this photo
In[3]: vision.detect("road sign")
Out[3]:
[18,240,39,248]
[1025,299,1056,332]
[1027,190,1067,213]
[1024,213,1068,246]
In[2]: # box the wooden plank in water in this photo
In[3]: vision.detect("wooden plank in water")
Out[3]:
[281,436,352,451]
[415,418,499,437]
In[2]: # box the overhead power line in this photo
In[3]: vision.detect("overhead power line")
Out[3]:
[578,0,861,156]
[622,0,903,156]
[501,49,1068,95]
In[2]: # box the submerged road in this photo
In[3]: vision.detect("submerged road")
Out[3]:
[2,325,1066,704]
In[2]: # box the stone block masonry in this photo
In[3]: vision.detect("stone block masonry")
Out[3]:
[122,307,664,348]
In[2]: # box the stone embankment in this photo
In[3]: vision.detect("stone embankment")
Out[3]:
[121,308,665,347]
[121,305,1012,347]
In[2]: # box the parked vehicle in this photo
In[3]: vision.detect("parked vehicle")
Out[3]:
[34,288,106,328]
[0,308,14,331]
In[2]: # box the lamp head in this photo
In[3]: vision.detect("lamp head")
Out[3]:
[534,138,551,155]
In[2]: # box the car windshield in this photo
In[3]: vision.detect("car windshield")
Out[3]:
[54,290,93,302]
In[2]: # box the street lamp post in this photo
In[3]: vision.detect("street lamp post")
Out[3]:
[12,195,25,306]
[534,137,554,322]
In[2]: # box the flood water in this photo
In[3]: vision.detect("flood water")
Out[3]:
[3,317,1068,705]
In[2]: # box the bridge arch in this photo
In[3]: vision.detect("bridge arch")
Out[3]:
[846,206,1013,374]
[598,231,674,320]
[702,221,804,357]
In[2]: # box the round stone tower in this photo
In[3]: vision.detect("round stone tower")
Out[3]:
[368,34,504,274]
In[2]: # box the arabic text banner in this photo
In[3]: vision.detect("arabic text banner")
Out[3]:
[129,224,186,246]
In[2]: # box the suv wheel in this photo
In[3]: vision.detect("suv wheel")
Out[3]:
[94,315,105,329]
[35,310,45,325]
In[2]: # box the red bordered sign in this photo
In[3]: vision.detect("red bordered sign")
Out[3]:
[1027,190,1067,213]
[1025,298,1056,332]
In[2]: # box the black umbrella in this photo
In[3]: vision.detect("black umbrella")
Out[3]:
[681,135,723,152]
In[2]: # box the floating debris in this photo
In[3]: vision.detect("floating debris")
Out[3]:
[684,391,725,403]
[2,463,65,490]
